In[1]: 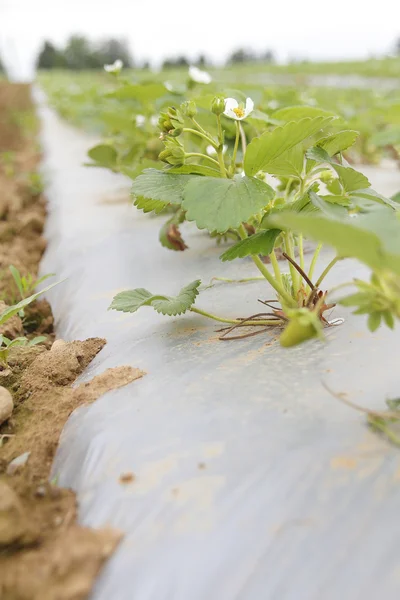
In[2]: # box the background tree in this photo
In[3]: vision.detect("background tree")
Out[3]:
[162,55,190,69]
[227,48,257,64]
[94,38,133,68]
[196,54,209,67]
[36,41,66,69]
[63,35,96,69]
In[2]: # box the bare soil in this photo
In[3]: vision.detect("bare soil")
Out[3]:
[0,82,145,599]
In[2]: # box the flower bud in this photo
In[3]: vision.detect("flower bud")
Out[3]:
[211,96,226,116]
[159,138,185,165]
[169,127,183,137]
[181,100,197,118]
[319,169,334,184]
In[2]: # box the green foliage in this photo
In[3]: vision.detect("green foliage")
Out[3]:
[317,130,359,156]
[244,117,335,176]
[9,266,55,302]
[220,229,281,261]
[87,144,118,170]
[0,282,59,328]
[109,280,201,316]
[182,175,274,233]
[131,169,191,213]
[268,209,400,275]
[41,67,400,347]
[273,106,336,121]
[338,273,400,332]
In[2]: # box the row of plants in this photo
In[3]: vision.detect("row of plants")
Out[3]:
[222,56,400,79]
[59,64,398,349]
[37,65,400,349]
[39,67,400,167]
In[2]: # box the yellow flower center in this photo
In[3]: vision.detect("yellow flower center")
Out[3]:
[233,107,245,118]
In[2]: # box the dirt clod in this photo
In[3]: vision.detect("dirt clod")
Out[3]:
[0,386,13,425]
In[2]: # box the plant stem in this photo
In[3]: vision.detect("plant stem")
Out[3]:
[308,242,323,284]
[183,127,217,148]
[239,122,247,154]
[284,232,300,297]
[230,121,240,175]
[315,256,341,288]
[269,250,283,287]
[185,153,220,168]
[190,306,280,327]
[216,115,228,178]
[238,224,296,307]
[298,234,305,271]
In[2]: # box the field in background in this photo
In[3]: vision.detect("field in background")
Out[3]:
[37,58,400,167]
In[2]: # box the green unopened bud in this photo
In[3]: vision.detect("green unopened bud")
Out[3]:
[319,169,334,184]
[211,96,225,116]
[158,112,173,133]
[159,138,185,165]
[181,100,197,118]
[167,107,184,124]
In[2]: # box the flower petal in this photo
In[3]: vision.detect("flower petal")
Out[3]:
[245,97,254,116]
[189,66,212,84]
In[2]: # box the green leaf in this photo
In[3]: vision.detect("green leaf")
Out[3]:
[306,146,333,164]
[87,144,117,168]
[273,106,336,121]
[383,311,395,329]
[0,282,60,327]
[309,191,348,217]
[317,130,359,156]
[182,175,274,233]
[268,209,400,275]
[131,169,192,214]
[368,312,382,332]
[244,117,335,176]
[261,144,304,179]
[370,126,400,147]
[109,279,201,316]
[167,164,221,177]
[350,188,400,211]
[334,165,371,193]
[220,229,281,261]
[392,191,400,204]
[9,265,23,297]
[28,336,47,346]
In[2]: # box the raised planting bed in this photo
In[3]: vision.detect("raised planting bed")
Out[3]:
[34,86,400,600]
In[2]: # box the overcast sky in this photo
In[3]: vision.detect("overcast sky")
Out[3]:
[1,0,399,79]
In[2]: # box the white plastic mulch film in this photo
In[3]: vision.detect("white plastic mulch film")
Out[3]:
[37,89,400,600]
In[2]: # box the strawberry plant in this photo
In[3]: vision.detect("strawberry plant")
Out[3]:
[109,95,400,346]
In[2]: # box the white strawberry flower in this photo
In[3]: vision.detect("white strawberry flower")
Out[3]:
[189,65,212,84]
[224,97,254,121]
[104,59,123,74]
